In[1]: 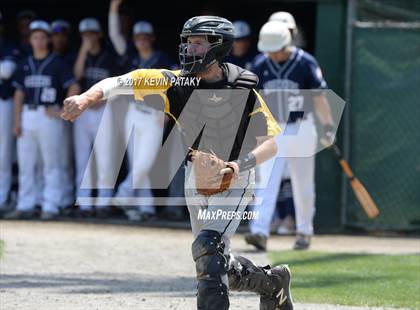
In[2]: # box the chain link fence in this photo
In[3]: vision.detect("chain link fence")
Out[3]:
[344,0,420,230]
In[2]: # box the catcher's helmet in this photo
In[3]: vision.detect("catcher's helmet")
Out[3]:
[179,16,234,74]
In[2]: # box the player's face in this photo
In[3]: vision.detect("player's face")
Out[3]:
[81,31,102,44]
[51,32,69,51]
[133,34,154,51]
[233,39,250,56]
[268,48,290,63]
[29,30,50,51]
[18,17,32,37]
[186,36,210,57]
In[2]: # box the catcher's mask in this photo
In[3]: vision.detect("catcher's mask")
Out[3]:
[179,16,234,75]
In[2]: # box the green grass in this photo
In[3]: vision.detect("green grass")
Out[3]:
[270,251,420,309]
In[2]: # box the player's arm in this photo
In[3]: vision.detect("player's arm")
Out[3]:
[67,83,81,97]
[46,83,81,119]
[226,90,280,175]
[61,70,140,121]
[73,37,91,81]
[0,59,17,80]
[13,89,24,137]
[314,94,335,143]
[250,89,281,164]
[61,82,107,122]
[108,0,127,56]
[61,69,176,121]
[314,94,334,125]
[12,61,25,136]
[252,136,278,164]
[308,59,336,144]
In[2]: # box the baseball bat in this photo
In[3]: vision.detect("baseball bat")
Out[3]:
[326,142,380,218]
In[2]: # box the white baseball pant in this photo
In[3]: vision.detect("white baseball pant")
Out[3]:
[73,105,115,210]
[185,163,255,257]
[115,103,164,214]
[0,98,14,205]
[59,121,74,207]
[250,115,317,236]
[16,106,63,213]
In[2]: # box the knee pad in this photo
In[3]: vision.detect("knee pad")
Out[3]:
[192,229,228,280]
[192,230,229,310]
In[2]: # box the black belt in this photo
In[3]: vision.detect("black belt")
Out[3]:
[25,104,39,110]
[24,104,60,110]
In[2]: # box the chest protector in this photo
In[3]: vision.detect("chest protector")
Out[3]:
[166,63,259,161]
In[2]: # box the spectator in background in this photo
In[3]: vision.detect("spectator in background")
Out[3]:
[73,18,120,218]
[16,10,37,57]
[109,0,178,221]
[225,20,256,71]
[5,20,79,220]
[0,11,20,215]
[51,20,77,66]
[51,19,77,210]
[108,0,134,57]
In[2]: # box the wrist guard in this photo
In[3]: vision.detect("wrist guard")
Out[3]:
[234,153,256,172]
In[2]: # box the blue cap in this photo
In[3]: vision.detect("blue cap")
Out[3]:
[29,20,51,34]
[233,20,251,39]
[51,20,71,33]
[133,21,154,35]
[79,18,101,33]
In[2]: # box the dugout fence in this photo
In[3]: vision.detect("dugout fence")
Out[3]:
[342,0,420,231]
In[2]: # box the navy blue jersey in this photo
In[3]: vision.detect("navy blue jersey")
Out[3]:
[54,50,77,68]
[17,42,32,59]
[13,53,76,107]
[225,50,257,71]
[252,48,327,123]
[125,50,176,71]
[80,49,121,91]
[0,40,21,99]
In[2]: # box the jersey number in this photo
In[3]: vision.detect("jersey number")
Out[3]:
[287,95,304,111]
[41,87,57,103]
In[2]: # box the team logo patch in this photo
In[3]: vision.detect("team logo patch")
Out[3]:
[208,93,223,103]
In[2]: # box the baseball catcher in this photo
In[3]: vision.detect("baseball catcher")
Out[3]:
[61,16,293,310]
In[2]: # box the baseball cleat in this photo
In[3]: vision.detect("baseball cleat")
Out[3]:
[3,209,38,220]
[260,264,294,310]
[40,211,59,220]
[245,232,267,251]
[293,234,311,250]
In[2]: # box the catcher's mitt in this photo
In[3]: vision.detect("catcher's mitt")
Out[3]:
[190,149,238,196]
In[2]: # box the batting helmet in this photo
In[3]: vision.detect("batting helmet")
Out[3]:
[257,21,291,53]
[269,11,298,37]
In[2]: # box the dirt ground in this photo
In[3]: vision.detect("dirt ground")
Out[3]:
[0,221,418,310]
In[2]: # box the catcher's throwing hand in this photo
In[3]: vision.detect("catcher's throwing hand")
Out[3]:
[61,95,89,122]
[191,150,239,196]
[220,161,239,177]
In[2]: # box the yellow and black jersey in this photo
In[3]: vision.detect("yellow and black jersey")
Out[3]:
[128,63,281,160]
